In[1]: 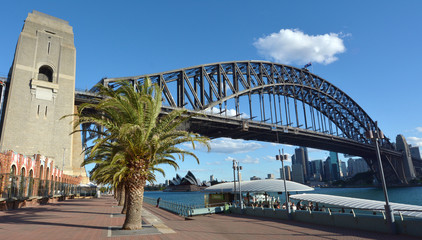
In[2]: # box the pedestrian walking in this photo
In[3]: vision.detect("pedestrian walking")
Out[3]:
[156,197,161,207]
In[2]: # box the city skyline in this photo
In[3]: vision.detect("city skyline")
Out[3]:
[1,1,422,183]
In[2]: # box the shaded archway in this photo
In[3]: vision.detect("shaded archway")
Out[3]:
[38,65,53,82]
[38,165,44,196]
[10,165,17,198]
[19,167,26,198]
[28,169,34,197]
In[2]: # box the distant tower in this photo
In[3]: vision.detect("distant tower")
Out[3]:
[0,11,86,179]
[280,166,291,180]
[340,161,347,178]
[328,152,342,180]
[294,147,308,181]
[409,146,421,160]
[396,135,416,181]
[310,159,323,180]
[303,147,310,179]
[291,164,305,184]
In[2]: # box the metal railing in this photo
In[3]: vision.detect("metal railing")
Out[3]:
[144,196,228,217]
[144,196,194,217]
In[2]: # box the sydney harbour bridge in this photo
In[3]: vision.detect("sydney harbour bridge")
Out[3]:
[1,11,419,195]
[75,60,421,185]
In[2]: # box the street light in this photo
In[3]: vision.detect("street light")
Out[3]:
[366,121,395,234]
[232,160,237,204]
[236,162,243,210]
[276,148,291,219]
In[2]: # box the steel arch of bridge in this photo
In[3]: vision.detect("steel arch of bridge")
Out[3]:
[93,60,409,184]
[104,60,391,148]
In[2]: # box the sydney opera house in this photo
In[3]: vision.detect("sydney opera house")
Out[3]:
[165,171,205,192]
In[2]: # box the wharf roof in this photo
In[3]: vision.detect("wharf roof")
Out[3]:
[203,179,314,193]
[290,193,422,218]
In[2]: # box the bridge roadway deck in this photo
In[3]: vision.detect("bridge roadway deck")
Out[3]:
[0,195,418,240]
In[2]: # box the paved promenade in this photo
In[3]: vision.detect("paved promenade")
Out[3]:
[0,195,418,240]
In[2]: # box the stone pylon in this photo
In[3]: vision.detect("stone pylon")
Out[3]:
[0,11,88,182]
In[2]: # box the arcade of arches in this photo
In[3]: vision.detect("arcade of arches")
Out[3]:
[0,151,82,210]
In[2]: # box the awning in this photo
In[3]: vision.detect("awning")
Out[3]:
[290,193,422,218]
[203,179,314,193]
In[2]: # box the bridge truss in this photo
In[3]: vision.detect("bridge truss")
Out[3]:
[78,61,412,184]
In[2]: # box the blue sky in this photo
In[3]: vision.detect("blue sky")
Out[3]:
[1,1,422,183]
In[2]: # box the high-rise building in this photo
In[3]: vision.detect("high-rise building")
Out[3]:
[210,175,215,182]
[280,166,291,180]
[323,158,331,181]
[347,158,354,176]
[266,173,275,179]
[303,147,310,179]
[292,164,305,184]
[347,158,370,177]
[250,176,261,180]
[410,146,421,160]
[310,160,323,175]
[340,161,347,178]
[294,147,308,181]
[328,152,342,180]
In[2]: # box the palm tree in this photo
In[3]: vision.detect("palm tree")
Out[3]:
[86,139,171,214]
[68,78,210,230]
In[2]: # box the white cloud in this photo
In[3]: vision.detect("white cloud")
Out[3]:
[182,138,262,153]
[205,107,249,119]
[224,155,260,164]
[253,29,347,65]
[416,127,422,133]
[270,142,295,148]
[209,138,263,154]
[307,147,324,153]
[407,137,422,147]
[205,161,222,165]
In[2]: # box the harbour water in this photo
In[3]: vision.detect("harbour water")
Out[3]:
[144,186,422,207]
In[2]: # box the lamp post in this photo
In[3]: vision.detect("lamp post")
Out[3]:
[236,162,243,210]
[367,121,395,234]
[62,148,66,195]
[232,160,237,204]
[276,148,291,218]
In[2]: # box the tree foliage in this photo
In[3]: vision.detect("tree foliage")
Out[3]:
[65,78,210,229]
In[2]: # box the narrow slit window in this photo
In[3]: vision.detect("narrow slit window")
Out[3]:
[37,105,40,116]
[47,42,50,55]
[45,106,48,117]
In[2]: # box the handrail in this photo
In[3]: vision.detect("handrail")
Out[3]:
[144,196,229,217]
[144,196,194,217]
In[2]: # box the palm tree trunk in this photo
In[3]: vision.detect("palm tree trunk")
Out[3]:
[115,185,120,201]
[118,183,125,206]
[121,183,129,214]
[122,174,146,230]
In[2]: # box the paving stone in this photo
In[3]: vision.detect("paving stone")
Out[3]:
[0,195,419,240]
